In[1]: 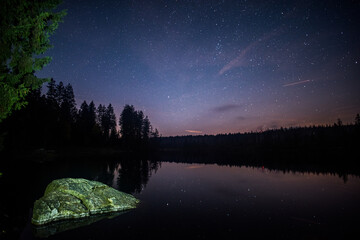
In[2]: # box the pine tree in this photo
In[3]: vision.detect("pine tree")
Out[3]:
[56,81,65,106]
[97,104,106,129]
[88,101,97,128]
[78,101,89,124]
[61,83,77,121]
[119,104,156,148]
[106,104,117,139]
[97,103,116,140]
[76,101,90,145]
[46,78,57,103]
[135,110,144,140]
[355,113,360,125]
[0,0,66,121]
[336,118,343,127]
[119,105,136,143]
[151,128,159,138]
[142,116,151,141]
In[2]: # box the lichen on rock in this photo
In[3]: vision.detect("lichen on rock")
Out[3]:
[32,178,139,225]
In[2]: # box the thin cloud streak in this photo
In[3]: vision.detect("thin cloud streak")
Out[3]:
[185,130,203,134]
[283,79,311,87]
[218,29,280,76]
[218,43,254,75]
[186,165,204,169]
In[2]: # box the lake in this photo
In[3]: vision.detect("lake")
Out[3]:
[0,154,359,239]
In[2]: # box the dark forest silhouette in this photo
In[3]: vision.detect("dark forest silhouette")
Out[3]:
[0,78,359,173]
[0,79,159,152]
[153,107,360,179]
[156,119,360,174]
[158,122,360,153]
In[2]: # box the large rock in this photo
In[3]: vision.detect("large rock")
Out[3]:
[32,178,139,225]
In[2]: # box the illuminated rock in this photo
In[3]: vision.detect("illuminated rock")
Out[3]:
[32,178,139,225]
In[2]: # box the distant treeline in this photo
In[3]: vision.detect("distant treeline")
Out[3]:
[158,120,360,154]
[1,78,359,159]
[156,121,360,172]
[0,79,159,152]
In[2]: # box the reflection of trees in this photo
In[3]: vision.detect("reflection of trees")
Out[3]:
[158,152,359,184]
[97,159,161,194]
[116,160,160,194]
[96,160,119,188]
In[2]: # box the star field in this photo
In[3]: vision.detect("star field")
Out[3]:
[38,0,360,136]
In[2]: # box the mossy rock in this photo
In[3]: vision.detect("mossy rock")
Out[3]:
[32,178,139,225]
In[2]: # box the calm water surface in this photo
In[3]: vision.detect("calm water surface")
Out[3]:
[0,157,359,239]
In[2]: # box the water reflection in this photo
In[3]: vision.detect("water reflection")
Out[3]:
[28,159,162,238]
[96,159,161,194]
[0,153,359,239]
[32,211,126,238]
[157,152,359,184]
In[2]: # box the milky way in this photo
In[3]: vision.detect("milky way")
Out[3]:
[37,0,360,136]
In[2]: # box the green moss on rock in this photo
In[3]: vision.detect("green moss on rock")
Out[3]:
[32,178,139,225]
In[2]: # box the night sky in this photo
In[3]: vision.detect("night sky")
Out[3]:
[37,0,360,136]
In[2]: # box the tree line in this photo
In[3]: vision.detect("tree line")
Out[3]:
[0,79,159,152]
[1,78,359,158]
[158,118,360,155]
[157,119,360,174]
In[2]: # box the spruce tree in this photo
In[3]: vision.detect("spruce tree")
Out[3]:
[88,101,97,128]
[56,81,65,106]
[119,104,155,147]
[61,83,77,121]
[355,114,360,125]
[135,110,144,140]
[0,0,66,121]
[97,104,106,128]
[78,101,89,125]
[142,116,151,141]
[119,105,136,143]
[106,104,117,139]
[46,78,57,103]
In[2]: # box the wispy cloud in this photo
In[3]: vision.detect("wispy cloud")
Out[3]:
[185,130,203,134]
[283,79,311,87]
[219,29,279,75]
[218,43,254,75]
[212,104,242,113]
